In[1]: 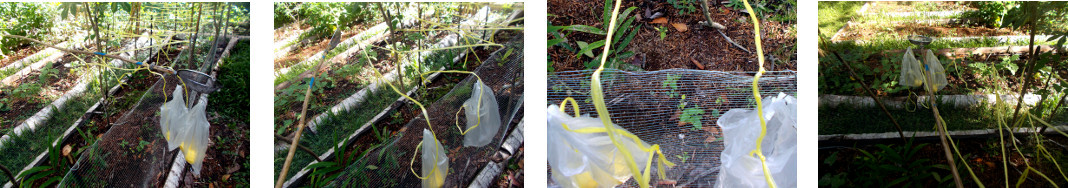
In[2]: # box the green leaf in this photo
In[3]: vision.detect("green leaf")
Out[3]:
[547,38,566,48]
[611,7,639,42]
[576,40,605,58]
[562,25,606,35]
[366,165,379,170]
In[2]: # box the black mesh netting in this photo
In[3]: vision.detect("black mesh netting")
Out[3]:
[546,69,796,187]
[58,72,198,187]
[322,36,523,187]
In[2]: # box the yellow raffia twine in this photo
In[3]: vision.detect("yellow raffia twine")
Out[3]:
[586,0,674,187]
[739,0,776,186]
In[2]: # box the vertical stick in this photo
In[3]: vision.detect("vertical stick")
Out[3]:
[188,3,203,70]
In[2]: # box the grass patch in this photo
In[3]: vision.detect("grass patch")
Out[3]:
[274,87,400,182]
[818,1,865,37]
[0,93,99,184]
[209,40,250,122]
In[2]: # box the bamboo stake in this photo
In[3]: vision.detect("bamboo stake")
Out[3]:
[276,28,342,188]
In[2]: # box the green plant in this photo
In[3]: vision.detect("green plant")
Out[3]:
[0,3,55,55]
[679,101,705,131]
[818,152,848,188]
[662,74,680,98]
[547,0,639,70]
[667,0,697,15]
[851,140,954,187]
[960,1,1017,28]
[498,48,513,66]
[16,142,64,187]
[656,26,667,40]
[675,152,689,163]
[137,140,150,152]
[726,0,770,18]
[209,40,250,122]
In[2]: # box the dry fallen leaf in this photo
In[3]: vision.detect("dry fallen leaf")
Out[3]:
[650,17,668,24]
[691,57,705,69]
[703,126,721,143]
[671,23,688,32]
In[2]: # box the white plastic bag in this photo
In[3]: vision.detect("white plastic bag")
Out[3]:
[715,93,797,188]
[899,47,924,87]
[160,86,187,150]
[421,129,448,188]
[547,105,650,188]
[178,96,210,175]
[462,80,501,147]
[924,49,948,93]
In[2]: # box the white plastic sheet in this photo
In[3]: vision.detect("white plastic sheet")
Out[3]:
[159,85,211,175]
[924,49,948,93]
[421,129,448,188]
[179,96,210,175]
[899,47,924,87]
[160,86,187,150]
[547,105,651,188]
[463,80,501,147]
[715,93,797,188]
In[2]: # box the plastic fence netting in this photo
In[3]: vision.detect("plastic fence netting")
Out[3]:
[546,69,796,187]
[323,36,523,188]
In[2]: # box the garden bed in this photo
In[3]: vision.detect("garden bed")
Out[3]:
[275,5,516,137]
[318,37,525,187]
[0,55,84,135]
[0,46,42,69]
[275,21,311,43]
[273,31,446,137]
[836,22,1024,41]
[548,0,796,72]
[274,24,366,69]
[864,1,975,13]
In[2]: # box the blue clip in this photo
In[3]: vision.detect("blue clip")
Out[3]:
[93,52,106,56]
[924,64,929,71]
[309,77,315,87]
[136,62,143,65]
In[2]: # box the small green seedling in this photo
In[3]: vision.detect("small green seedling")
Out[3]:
[656,26,667,40]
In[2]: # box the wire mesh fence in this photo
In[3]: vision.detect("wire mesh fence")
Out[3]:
[323,36,524,187]
[546,69,796,187]
[59,72,188,187]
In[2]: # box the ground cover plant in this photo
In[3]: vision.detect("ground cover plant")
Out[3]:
[819,1,1068,187]
[0,2,249,187]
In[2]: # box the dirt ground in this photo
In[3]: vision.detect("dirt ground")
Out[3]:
[866,1,975,13]
[0,46,42,68]
[274,24,365,69]
[549,0,796,72]
[839,22,1025,41]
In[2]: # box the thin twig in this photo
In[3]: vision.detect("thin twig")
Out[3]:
[0,163,18,188]
[718,29,750,54]
[1,34,175,74]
